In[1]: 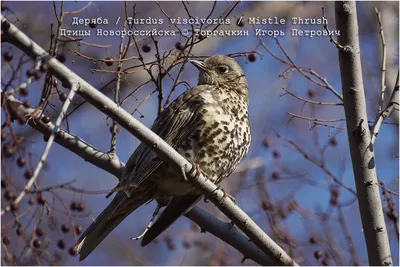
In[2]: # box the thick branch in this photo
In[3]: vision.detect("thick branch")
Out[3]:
[335,2,392,265]
[2,93,272,265]
[1,15,296,266]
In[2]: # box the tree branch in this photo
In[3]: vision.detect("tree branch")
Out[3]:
[1,15,296,266]
[335,2,392,265]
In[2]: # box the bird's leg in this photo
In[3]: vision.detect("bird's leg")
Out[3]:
[182,162,207,181]
[219,187,236,204]
[131,203,163,240]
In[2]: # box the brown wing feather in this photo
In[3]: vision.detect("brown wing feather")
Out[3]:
[120,85,209,190]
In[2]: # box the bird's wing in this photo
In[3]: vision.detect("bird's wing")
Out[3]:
[141,194,202,247]
[120,85,208,191]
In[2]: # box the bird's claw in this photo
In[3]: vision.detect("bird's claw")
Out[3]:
[220,188,236,203]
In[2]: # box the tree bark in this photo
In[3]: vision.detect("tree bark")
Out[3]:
[335,2,392,265]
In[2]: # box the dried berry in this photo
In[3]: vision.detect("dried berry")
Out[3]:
[24,170,32,179]
[56,54,66,63]
[70,202,78,211]
[76,202,84,212]
[37,195,46,205]
[175,42,184,51]
[248,53,256,62]
[41,115,50,124]
[16,157,26,167]
[23,100,31,108]
[1,2,7,11]
[33,239,41,248]
[26,68,35,77]
[3,51,12,62]
[69,247,78,256]
[271,171,280,180]
[272,150,281,158]
[59,92,67,102]
[57,240,65,249]
[2,236,10,245]
[35,227,45,237]
[2,143,13,158]
[142,44,151,53]
[61,224,70,233]
[74,225,83,235]
[56,131,65,139]
[105,57,113,66]
[314,250,323,259]
[4,190,16,200]
[40,63,48,73]
[10,203,18,212]
[1,179,8,188]
[329,137,338,146]
[16,226,24,236]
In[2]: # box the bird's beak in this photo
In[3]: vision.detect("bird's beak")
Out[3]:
[189,60,208,72]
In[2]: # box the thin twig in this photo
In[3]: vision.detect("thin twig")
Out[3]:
[375,8,387,113]
[1,82,79,216]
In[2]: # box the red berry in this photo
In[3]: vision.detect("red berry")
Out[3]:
[40,63,48,73]
[248,53,256,62]
[24,170,32,179]
[69,247,78,256]
[175,42,184,51]
[2,143,13,157]
[59,92,67,102]
[16,226,24,236]
[272,150,281,158]
[61,224,70,233]
[1,2,7,11]
[4,190,16,200]
[26,68,35,77]
[37,195,46,205]
[142,44,151,53]
[271,171,280,180]
[314,250,323,259]
[74,225,83,235]
[10,203,18,212]
[16,157,26,167]
[35,227,45,237]
[23,100,31,108]
[41,115,51,124]
[33,238,41,248]
[105,57,113,66]
[56,54,66,63]
[1,179,8,188]
[76,203,84,212]
[56,131,65,139]
[3,51,12,61]
[329,137,338,146]
[57,240,65,249]
[2,236,10,245]
[70,202,78,211]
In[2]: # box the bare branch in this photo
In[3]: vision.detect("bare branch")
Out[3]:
[335,2,392,265]
[1,14,296,266]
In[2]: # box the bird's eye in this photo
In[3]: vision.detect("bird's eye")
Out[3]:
[216,66,229,73]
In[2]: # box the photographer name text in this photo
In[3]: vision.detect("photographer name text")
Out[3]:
[60,16,340,39]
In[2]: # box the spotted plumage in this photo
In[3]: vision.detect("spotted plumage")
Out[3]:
[76,55,251,261]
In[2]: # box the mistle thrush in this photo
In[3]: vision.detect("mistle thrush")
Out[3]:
[76,55,251,261]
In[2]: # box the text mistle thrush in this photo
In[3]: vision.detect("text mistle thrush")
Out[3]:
[76,55,251,261]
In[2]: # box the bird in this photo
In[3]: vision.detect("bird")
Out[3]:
[75,55,251,261]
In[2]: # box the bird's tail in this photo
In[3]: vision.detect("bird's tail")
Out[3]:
[75,189,152,261]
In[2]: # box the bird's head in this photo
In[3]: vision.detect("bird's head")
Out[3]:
[190,55,248,99]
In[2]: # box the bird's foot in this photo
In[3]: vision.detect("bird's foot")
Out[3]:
[183,162,206,181]
[220,188,236,203]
